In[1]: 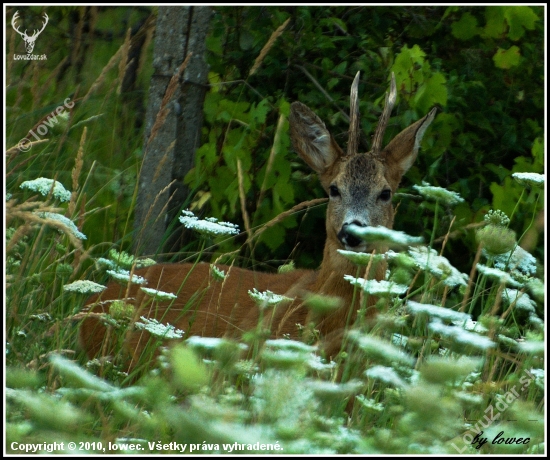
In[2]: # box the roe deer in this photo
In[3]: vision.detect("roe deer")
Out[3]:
[80,72,437,368]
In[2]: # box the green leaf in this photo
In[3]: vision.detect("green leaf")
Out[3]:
[451,12,481,40]
[493,46,521,69]
[413,72,447,113]
[483,6,506,39]
[504,6,539,41]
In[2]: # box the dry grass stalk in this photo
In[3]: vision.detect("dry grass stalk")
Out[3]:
[459,242,483,313]
[133,180,176,254]
[249,18,290,77]
[248,197,328,245]
[81,39,127,105]
[69,127,87,216]
[152,140,176,184]
[237,158,252,248]
[146,52,193,149]
[6,139,48,158]
[256,112,287,211]
[117,28,132,95]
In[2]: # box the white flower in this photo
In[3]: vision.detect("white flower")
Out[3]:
[408,246,468,287]
[63,280,106,294]
[502,289,536,313]
[306,354,337,372]
[366,365,407,388]
[140,287,177,300]
[20,177,71,202]
[345,225,423,247]
[344,275,408,297]
[135,316,184,339]
[476,264,521,287]
[37,212,87,240]
[456,319,488,333]
[96,258,118,270]
[179,209,239,237]
[428,318,495,351]
[407,300,471,323]
[511,172,544,188]
[516,341,544,355]
[248,288,293,308]
[264,339,316,353]
[186,336,247,352]
[413,182,464,206]
[347,330,414,365]
[210,265,226,281]
[106,269,147,285]
[494,246,537,278]
[337,249,385,266]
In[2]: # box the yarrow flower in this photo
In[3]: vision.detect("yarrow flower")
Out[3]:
[135,316,184,339]
[366,365,407,388]
[511,172,544,189]
[406,300,471,323]
[413,181,464,206]
[337,249,386,266]
[408,246,468,287]
[502,289,536,313]
[210,265,226,281]
[140,287,177,300]
[344,275,408,297]
[428,318,495,351]
[106,269,147,285]
[345,225,423,247]
[494,246,537,278]
[63,280,106,294]
[20,178,71,202]
[476,264,521,287]
[248,288,293,308]
[37,212,87,240]
[179,210,239,237]
[347,330,414,366]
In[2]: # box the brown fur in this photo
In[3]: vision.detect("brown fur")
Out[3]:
[79,88,436,369]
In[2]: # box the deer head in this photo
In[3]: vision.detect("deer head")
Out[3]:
[12,11,49,54]
[289,72,436,255]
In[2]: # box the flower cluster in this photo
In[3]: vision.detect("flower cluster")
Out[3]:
[20,177,71,202]
[412,182,464,206]
[248,288,293,308]
[179,210,239,237]
[135,316,184,339]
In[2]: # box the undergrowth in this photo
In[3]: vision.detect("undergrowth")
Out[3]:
[5,5,545,456]
[6,171,545,454]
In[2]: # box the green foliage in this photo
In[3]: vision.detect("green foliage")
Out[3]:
[4,5,544,455]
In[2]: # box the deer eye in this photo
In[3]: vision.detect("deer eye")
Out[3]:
[329,185,340,197]
[379,189,392,202]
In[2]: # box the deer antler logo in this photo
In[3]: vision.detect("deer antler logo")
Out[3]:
[12,11,49,54]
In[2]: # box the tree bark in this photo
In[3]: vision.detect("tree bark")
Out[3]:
[134,5,211,258]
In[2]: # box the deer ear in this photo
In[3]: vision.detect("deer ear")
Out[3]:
[382,108,437,176]
[289,102,344,174]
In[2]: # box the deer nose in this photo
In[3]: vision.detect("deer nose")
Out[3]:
[337,221,365,248]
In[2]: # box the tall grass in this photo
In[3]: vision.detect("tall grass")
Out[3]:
[5,9,544,456]
[6,160,545,454]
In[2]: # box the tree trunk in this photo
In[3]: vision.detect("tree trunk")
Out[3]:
[134,5,212,258]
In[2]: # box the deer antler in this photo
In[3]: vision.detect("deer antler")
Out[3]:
[371,72,397,155]
[347,71,361,156]
[33,12,49,38]
[11,11,25,37]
